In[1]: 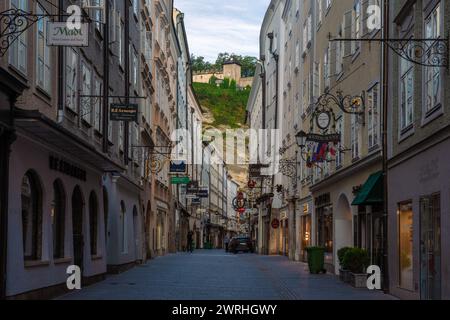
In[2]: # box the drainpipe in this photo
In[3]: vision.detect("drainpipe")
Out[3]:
[102,0,110,153]
[382,0,390,293]
[57,0,64,123]
[124,0,130,165]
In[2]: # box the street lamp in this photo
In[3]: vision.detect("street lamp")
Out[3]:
[295,130,307,149]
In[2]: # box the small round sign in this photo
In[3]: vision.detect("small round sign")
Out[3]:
[271,219,280,229]
[317,112,331,130]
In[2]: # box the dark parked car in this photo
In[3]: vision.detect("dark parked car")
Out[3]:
[229,236,254,254]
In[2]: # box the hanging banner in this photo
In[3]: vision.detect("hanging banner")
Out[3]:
[46,22,89,47]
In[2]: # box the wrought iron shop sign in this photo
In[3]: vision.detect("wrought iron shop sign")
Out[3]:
[306,133,341,144]
[46,22,89,47]
[110,104,138,122]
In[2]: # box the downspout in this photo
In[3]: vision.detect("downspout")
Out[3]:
[102,0,110,153]
[57,0,64,123]
[382,0,390,293]
[124,0,130,165]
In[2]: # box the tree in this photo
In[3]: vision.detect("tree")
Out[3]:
[190,54,214,72]
[230,79,237,90]
[221,77,231,89]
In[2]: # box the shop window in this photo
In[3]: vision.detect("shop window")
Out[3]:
[89,191,98,256]
[398,201,414,291]
[52,179,66,259]
[21,170,43,261]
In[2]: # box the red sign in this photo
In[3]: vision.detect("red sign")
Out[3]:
[248,180,256,189]
[271,219,280,229]
[238,208,246,214]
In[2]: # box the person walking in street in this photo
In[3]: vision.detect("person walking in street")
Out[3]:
[224,234,230,252]
[187,231,194,253]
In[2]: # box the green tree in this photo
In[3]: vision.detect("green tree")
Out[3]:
[208,75,218,86]
[221,77,231,89]
[230,79,237,90]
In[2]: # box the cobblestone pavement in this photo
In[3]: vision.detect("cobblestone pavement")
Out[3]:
[59,250,396,300]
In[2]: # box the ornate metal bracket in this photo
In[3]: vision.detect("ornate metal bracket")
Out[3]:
[279,158,298,179]
[331,37,449,69]
[0,8,43,57]
[315,89,365,116]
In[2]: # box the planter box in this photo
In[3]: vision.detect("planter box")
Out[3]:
[339,269,351,283]
[350,272,368,288]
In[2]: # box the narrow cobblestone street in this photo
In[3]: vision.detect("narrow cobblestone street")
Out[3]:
[59,250,395,300]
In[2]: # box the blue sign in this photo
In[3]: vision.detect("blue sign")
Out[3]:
[170,160,187,174]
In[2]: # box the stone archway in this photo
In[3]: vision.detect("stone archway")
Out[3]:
[334,193,353,273]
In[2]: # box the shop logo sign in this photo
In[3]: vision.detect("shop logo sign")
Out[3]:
[66,265,81,290]
[367,265,381,290]
[47,22,89,47]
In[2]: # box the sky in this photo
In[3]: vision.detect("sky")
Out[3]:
[174,0,271,62]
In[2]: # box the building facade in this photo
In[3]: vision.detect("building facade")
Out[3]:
[386,0,450,300]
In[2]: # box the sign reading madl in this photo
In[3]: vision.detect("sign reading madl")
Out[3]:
[46,22,89,47]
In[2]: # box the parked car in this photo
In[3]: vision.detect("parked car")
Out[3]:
[229,236,254,254]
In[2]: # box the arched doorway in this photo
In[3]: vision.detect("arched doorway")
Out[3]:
[103,187,108,247]
[133,206,139,261]
[52,179,66,259]
[21,170,43,261]
[89,191,98,256]
[335,194,353,272]
[72,186,84,270]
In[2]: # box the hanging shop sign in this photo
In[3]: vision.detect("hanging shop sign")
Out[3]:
[249,164,270,177]
[196,187,209,198]
[247,180,257,189]
[46,22,89,47]
[306,133,341,144]
[170,176,190,185]
[110,103,138,122]
[169,160,187,174]
[186,181,199,194]
[191,198,201,205]
[271,219,280,229]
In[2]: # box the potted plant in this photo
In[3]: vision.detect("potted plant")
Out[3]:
[342,248,370,288]
[337,247,352,283]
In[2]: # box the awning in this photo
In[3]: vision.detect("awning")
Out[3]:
[352,171,384,206]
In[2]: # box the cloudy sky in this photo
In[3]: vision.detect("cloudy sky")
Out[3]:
[174,0,271,62]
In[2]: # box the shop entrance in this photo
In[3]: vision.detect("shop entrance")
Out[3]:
[72,186,84,271]
[420,194,441,300]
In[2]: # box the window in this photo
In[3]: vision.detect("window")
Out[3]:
[133,0,139,17]
[335,27,343,75]
[36,5,51,93]
[119,121,124,151]
[351,0,361,54]
[132,47,139,89]
[89,192,98,256]
[9,0,28,74]
[367,83,380,149]
[424,3,442,114]
[400,47,414,131]
[398,201,413,291]
[118,20,124,67]
[21,171,43,261]
[93,75,103,132]
[295,40,300,68]
[52,180,66,259]
[65,49,78,111]
[80,60,92,123]
[93,0,103,33]
[324,45,331,89]
[351,115,359,160]
[317,0,323,25]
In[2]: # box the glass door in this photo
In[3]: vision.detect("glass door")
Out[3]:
[420,194,441,300]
